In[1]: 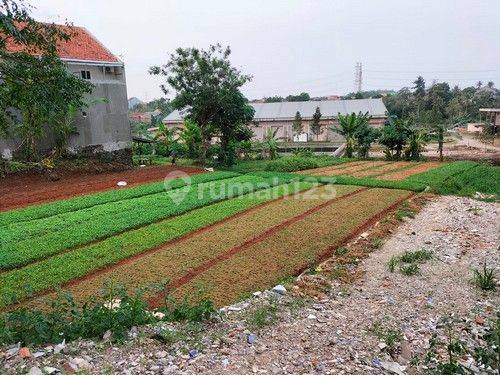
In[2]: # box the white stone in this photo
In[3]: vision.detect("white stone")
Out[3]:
[28,367,42,375]
[117,181,128,187]
[43,367,59,374]
[272,285,287,295]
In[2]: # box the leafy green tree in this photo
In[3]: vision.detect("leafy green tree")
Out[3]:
[264,96,284,103]
[180,119,202,159]
[310,107,322,141]
[1,0,72,135]
[353,119,380,158]
[286,92,310,102]
[334,112,374,158]
[0,53,93,159]
[404,128,427,160]
[150,44,254,166]
[379,118,411,160]
[292,111,303,136]
[412,76,426,99]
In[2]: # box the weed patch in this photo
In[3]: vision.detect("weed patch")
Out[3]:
[472,263,497,291]
[388,249,432,276]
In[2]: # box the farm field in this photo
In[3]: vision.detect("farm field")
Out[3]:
[0,164,204,211]
[1,158,498,311]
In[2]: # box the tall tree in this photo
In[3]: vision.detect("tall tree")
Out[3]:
[333,112,373,158]
[0,0,72,135]
[310,107,322,141]
[0,49,92,159]
[292,111,303,137]
[150,44,254,165]
[379,118,411,160]
[286,92,310,102]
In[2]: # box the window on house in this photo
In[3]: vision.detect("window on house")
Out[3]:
[81,70,91,80]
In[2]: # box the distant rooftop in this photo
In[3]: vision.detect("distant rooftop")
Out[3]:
[164,98,387,123]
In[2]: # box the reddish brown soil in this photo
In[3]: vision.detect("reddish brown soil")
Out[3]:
[147,188,367,307]
[0,165,204,211]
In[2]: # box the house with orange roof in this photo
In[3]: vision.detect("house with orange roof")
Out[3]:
[1,24,132,163]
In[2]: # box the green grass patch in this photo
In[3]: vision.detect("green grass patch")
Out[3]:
[388,249,433,276]
[406,161,500,199]
[0,171,239,226]
[254,171,427,192]
[0,182,315,306]
[228,155,353,173]
[0,174,301,270]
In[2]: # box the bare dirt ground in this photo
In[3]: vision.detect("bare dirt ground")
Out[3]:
[0,165,203,211]
[371,133,500,164]
[3,195,498,374]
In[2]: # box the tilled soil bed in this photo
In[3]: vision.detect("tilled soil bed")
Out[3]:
[0,165,204,211]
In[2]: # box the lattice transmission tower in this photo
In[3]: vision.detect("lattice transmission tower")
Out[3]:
[354,62,363,92]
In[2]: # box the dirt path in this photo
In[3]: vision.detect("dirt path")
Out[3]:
[0,165,204,211]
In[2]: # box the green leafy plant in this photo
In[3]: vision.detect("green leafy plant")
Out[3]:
[245,302,279,330]
[473,263,497,291]
[0,281,214,346]
[369,321,402,357]
[387,249,432,276]
[399,263,420,276]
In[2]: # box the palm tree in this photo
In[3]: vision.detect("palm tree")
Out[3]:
[263,128,279,159]
[333,112,371,158]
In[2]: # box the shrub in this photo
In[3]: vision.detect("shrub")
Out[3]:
[265,156,319,172]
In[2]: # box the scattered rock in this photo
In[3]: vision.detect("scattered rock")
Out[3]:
[155,351,168,359]
[70,357,91,370]
[18,347,31,359]
[43,367,59,374]
[380,360,406,375]
[53,340,66,354]
[247,334,256,345]
[102,330,113,341]
[28,367,42,375]
[33,351,45,358]
[272,285,287,295]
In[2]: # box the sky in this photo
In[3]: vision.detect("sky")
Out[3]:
[32,0,500,102]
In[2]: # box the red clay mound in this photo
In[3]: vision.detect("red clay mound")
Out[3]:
[0,165,204,211]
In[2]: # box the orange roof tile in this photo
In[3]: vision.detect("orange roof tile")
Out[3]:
[4,24,121,63]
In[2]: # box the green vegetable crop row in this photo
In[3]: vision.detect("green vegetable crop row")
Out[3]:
[0,171,239,226]
[0,181,314,306]
[0,174,300,270]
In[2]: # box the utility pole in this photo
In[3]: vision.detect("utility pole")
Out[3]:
[354,62,363,92]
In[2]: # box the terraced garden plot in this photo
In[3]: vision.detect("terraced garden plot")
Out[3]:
[169,188,411,306]
[350,161,414,178]
[0,174,300,270]
[297,160,366,175]
[302,160,390,177]
[0,171,239,226]
[16,185,360,308]
[378,162,442,180]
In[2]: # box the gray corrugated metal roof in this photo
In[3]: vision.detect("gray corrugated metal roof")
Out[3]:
[163,98,387,123]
